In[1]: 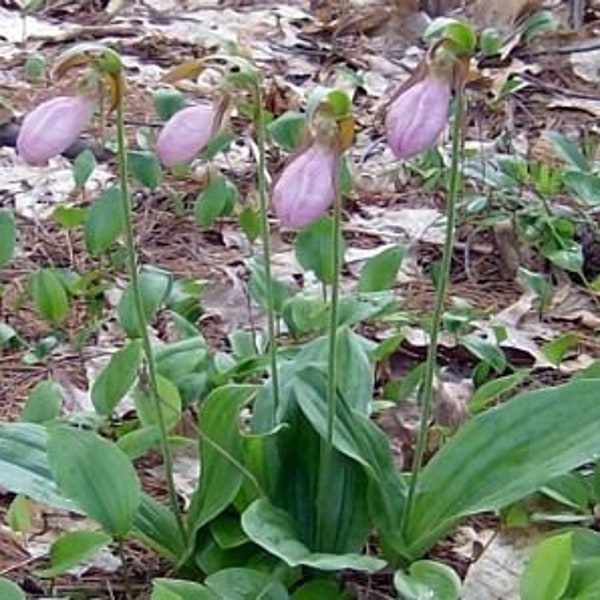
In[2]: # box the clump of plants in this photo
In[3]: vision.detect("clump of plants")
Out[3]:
[1,20,600,600]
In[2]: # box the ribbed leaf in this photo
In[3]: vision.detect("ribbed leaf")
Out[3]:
[406,379,600,557]
[242,499,384,573]
[47,426,141,538]
[0,423,183,562]
[187,385,257,539]
[0,422,73,510]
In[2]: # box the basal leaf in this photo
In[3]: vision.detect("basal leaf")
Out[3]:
[0,578,26,600]
[47,426,141,538]
[205,567,289,600]
[37,530,112,578]
[152,578,218,600]
[241,499,384,573]
[187,385,257,540]
[405,379,600,557]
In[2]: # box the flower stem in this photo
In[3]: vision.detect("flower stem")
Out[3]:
[114,85,187,543]
[253,85,280,419]
[316,160,343,549]
[401,86,465,534]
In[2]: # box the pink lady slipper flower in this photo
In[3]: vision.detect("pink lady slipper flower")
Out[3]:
[17,95,95,166]
[385,73,451,160]
[156,103,223,168]
[272,142,338,228]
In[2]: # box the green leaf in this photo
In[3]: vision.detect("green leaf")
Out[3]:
[469,370,529,413]
[267,111,306,151]
[118,269,171,337]
[282,294,327,337]
[135,375,181,429]
[239,206,261,243]
[358,245,404,292]
[292,580,350,599]
[53,205,87,229]
[0,423,184,562]
[444,21,478,52]
[545,244,584,273]
[155,336,207,383]
[73,149,97,189]
[404,379,600,557]
[133,495,186,562]
[296,328,373,414]
[29,269,69,324]
[295,216,345,284]
[153,89,186,121]
[0,209,16,269]
[117,426,162,460]
[324,89,352,118]
[200,130,235,162]
[563,172,600,205]
[522,9,559,42]
[210,513,249,549]
[545,131,590,172]
[128,150,163,189]
[0,423,74,510]
[36,530,112,578]
[542,473,591,510]
[25,52,46,81]
[188,386,257,538]
[521,533,572,600]
[48,426,141,538]
[85,186,125,256]
[291,367,406,549]
[91,341,142,415]
[0,578,26,600]
[0,322,18,347]
[20,380,62,423]
[195,176,238,227]
[205,568,289,600]
[461,333,506,373]
[241,498,385,573]
[479,28,501,56]
[6,494,33,534]
[394,560,461,600]
[152,578,218,600]
[542,332,580,366]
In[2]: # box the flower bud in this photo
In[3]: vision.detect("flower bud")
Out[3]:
[17,95,95,166]
[156,103,222,167]
[272,143,338,228]
[385,74,451,160]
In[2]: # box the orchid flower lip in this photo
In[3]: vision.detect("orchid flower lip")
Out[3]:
[16,95,95,166]
[272,141,338,228]
[385,73,451,160]
[155,101,225,168]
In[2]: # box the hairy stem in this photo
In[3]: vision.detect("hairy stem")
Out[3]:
[316,162,342,549]
[115,86,186,542]
[253,84,281,419]
[402,86,465,533]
